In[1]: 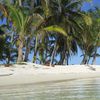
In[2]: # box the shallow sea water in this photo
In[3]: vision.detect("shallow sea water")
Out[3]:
[0,78,100,100]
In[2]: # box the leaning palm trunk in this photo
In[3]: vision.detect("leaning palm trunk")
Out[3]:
[92,55,96,65]
[59,53,66,65]
[87,56,90,64]
[50,42,57,66]
[92,49,97,65]
[63,53,69,65]
[17,38,23,62]
[81,54,88,64]
[58,43,66,65]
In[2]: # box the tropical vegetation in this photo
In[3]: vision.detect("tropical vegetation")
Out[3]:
[0,0,100,65]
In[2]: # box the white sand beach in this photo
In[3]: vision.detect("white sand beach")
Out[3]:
[0,63,100,86]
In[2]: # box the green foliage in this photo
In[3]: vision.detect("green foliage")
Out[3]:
[83,15,92,25]
[43,25,67,36]
[0,0,100,65]
[0,35,17,64]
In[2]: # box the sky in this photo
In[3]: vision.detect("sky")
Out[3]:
[82,0,100,11]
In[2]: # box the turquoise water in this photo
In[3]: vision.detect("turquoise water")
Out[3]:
[0,78,100,100]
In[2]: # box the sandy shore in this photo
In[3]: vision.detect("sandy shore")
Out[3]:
[0,63,100,86]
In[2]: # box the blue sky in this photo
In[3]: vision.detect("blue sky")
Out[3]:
[82,0,100,11]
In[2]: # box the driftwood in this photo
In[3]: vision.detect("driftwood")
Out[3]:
[4,64,13,67]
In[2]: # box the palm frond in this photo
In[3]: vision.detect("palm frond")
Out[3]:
[43,25,67,36]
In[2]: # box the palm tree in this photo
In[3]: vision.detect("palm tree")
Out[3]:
[76,8,100,65]
[6,3,35,62]
[6,0,53,63]
[90,8,100,64]
[31,0,93,65]
[0,30,17,64]
[44,0,91,65]
[76,20,99,65]
[0,0,93,64]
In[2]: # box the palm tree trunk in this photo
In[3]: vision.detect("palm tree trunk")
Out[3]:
[81,53,88,64]
[92,49,97,65]
[24,46,30,62]
[63,53,67,65]
[66,53,69,65]
[59,52,66,65]
[92,55,96,65]
[58,43,66,65]
[31,0,35,9]
[50,42,57,66]
[30,0,35,15]
[24,37,31,62]
[33,43,37,63]
[18,0,22,6]
[6,58,10,64]
[87,56,90,64]
[33,51,37,63]
[33,37,38,63]
[17,39,23,62]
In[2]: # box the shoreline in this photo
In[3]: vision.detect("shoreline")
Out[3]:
[0,63,100,86]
